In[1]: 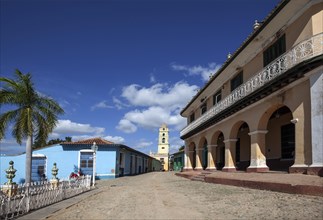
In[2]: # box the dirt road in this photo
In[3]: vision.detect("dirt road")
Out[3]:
[47,172,323,219]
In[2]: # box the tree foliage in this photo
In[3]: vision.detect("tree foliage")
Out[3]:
[34,136,72,148]
[0,69,64,183]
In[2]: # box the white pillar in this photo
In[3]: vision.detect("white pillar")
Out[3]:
[247,130,269,172]
[222,139,237,172]
[207,145,217,170]
[308,70,323,175]
[92,151,96,186]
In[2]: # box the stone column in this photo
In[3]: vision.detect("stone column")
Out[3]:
[289,116,308,174]
[222,139,237,172]
[308,70,323,176]
[206,145,217,171]
[184,148,193,171]
[195,148,203,170]
[247,130,269,172]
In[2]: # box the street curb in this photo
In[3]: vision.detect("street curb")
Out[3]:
[175,172,323,197]
[204,176,323,197]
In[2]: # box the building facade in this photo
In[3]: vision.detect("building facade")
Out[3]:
[0,137,161,184]
[150,124,170,171]
[180,0,322,176]
[169,151,184,171]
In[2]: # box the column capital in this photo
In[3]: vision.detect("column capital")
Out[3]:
[248,130,268,136]
[207,145,218,148]
[223,139,238,143]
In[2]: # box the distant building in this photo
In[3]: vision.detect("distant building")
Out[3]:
[150,124,170,171]
[180,0,322,176]
[169,150,184,171]
[0,137,161,184]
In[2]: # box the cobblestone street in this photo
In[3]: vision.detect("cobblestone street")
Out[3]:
[45,172,323,219]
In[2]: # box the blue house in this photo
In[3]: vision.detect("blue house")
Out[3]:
[0,137,161,184]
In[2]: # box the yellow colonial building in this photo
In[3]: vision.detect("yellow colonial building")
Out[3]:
[150,124,170,171]
[181,0,322,176]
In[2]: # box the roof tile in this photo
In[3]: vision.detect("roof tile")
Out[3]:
[62,137,114,145]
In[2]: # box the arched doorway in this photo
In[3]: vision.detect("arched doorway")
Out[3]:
[235,122,251,171]
[265,106,295,171]
[216,133,225,170]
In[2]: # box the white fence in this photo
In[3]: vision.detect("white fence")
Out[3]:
[0,175,91,220]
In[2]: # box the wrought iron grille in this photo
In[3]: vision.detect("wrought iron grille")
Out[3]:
[180,33,323,137]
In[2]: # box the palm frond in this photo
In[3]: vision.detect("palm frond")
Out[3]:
[0,109,21,140]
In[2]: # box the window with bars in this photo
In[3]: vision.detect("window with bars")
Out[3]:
[80,160,87,168]
[190,113,195,123]
[79,151,94,176]
[213,90,222,105]
[31,155,47,182]
[231,71,243,92]
[201,103,207,115]
[263,34,286,67]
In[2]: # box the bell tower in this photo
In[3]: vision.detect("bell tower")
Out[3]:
[150,123,170,171]
[157,123,169,154]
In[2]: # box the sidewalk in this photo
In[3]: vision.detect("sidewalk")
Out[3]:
[17,187,102,220]
[176,170,323,197]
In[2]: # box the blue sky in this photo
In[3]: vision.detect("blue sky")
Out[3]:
[0,0,280,155]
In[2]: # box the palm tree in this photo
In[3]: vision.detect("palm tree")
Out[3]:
[0,69,64,184]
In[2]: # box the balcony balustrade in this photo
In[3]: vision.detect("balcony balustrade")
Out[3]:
[180,33,323,137]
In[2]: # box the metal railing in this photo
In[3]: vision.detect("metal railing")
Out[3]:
[180,33,323,137]
[0,175,91,219]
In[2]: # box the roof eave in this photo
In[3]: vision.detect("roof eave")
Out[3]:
[180,0,290,116]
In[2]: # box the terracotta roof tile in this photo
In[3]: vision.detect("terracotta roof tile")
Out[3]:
[62,137,114,145]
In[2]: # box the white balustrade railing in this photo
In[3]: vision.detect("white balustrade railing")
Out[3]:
[181,33,323,137]
[0,175,92,220]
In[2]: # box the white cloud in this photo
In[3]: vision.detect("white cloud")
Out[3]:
[116,119,137,133]
[59,99,70,108]
[117,81,197,133]
[171,62,221,82]
[150,74,156,83]
[117,107,186,132]
[113,97,129,110]
[121,82,198,110]
[134,140,153,149]
[0,138,25,155]
[69,135,95,141]
[103,135,125,144]
[169,136,185,153]
[53,120,105,136]
[91,100,114,111]
[109,88,115,95]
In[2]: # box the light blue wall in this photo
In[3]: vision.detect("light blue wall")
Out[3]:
[95,146,117,180]
[1,144,161,184]
[0,144,118,184]
[37,145,77,180]
[0,153,26,184]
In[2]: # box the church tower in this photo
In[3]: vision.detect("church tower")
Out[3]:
[150,123,170,171]
[157,123,169,155]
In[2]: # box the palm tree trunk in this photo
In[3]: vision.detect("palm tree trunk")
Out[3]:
[25,135,33,184]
